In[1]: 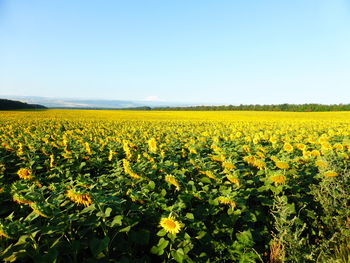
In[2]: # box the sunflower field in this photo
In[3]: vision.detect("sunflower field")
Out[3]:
[0,110,349,263]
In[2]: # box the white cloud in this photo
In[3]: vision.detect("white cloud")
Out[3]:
[143,96,164,102]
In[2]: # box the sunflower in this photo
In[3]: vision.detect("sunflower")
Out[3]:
[122,159,141,179]
[296,143,306,151]
[283,143,293,152]
[159,216,181,235]
[17,168,33,180]
[66,190,92,207]
[324,171,338,177]
[13,194,33,205]
[226,175,240,186]
[315,159,328,168]
[253,159,266,170]
[275,161,289,170]
[148,138,157,153]
[0,228,10,239]
[270,174,286,184]
[49,154,55,168]
[165,175,180,190]
[333,143,344,151]
[211,154,225,162]
[242,145,250,153]
[200,170,217,180]
[217,196,237,208]
[243,155,256,165]
[85,142,92,155]
[222,161,236,170]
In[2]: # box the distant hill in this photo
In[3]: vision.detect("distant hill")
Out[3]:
[0,96,192,109]
[0,99,47,110]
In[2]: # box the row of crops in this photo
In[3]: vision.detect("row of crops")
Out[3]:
[0,110,349,262]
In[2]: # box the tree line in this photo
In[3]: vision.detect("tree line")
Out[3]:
[152,103,350,112]
[0,99,47,110]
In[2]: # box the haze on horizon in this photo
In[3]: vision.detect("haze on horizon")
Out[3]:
[1,0,350,105]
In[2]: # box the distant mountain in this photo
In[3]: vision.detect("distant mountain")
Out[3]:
[0,96,194,109]
[0,98,47,110]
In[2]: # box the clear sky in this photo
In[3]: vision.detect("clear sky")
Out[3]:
[1,0,350,104]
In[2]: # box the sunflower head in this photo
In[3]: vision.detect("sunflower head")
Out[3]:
[283,143,293,152]
[275,161,289,170]
[165,175,180,190]
[270,174,286,184]
[159,216,181,235]
[17,168,33,180]
[148,138,157,153]
[66,190,92,207]
[324,171,338,177]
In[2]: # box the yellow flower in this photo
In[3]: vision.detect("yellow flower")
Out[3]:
[315,159,328,168]
[275,161,289,170]
[17,168,33,180]
[85,142,92,155]
[189,147,197,154]
[296,143,306,151]
[49,154,54,168]
[270,174,286,184]
[108,149,114,161]
[200,170,217,180]
[159,216,181,234]
[283,143,293,152]
[270,156,279,163]
[217,196,236,208]
[333,143,344,151]
[211,154,225,162]
[253,137,260,144]
[242,145,250,153]
[321,142,332,152]
[310,150,320,157]
[66,190,92,207]
[122,159,141,179]
[243,155,256,165]
[123,140,132,159]
[324,171,338,177]
[13,194,33,205]
[0,228,10,239]
[148,138,157,153]
[253,159,266,170]
[222,161,236,170]
[269,136,278,144]
[226,175,240,186]
[165,175,180,190]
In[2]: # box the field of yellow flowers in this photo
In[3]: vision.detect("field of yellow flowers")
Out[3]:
[0,110,349,262]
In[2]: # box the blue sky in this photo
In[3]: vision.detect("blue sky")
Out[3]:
[1,0,350,104]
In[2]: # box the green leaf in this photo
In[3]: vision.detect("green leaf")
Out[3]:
[236,230,254,247]
[89,236,110,258]
[185,213,194,220]
[111,215,123,227]
[14,235,29,246]
[148,181,155,190]
[157,238,169,250]
[157,229,167,237]
[105,207,112,217]
[119,226,131,233]
[80,204,96,214]
[150,246,164,256]
[171,248,185,263]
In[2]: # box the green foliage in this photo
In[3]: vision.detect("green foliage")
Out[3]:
[0,111,349,262]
